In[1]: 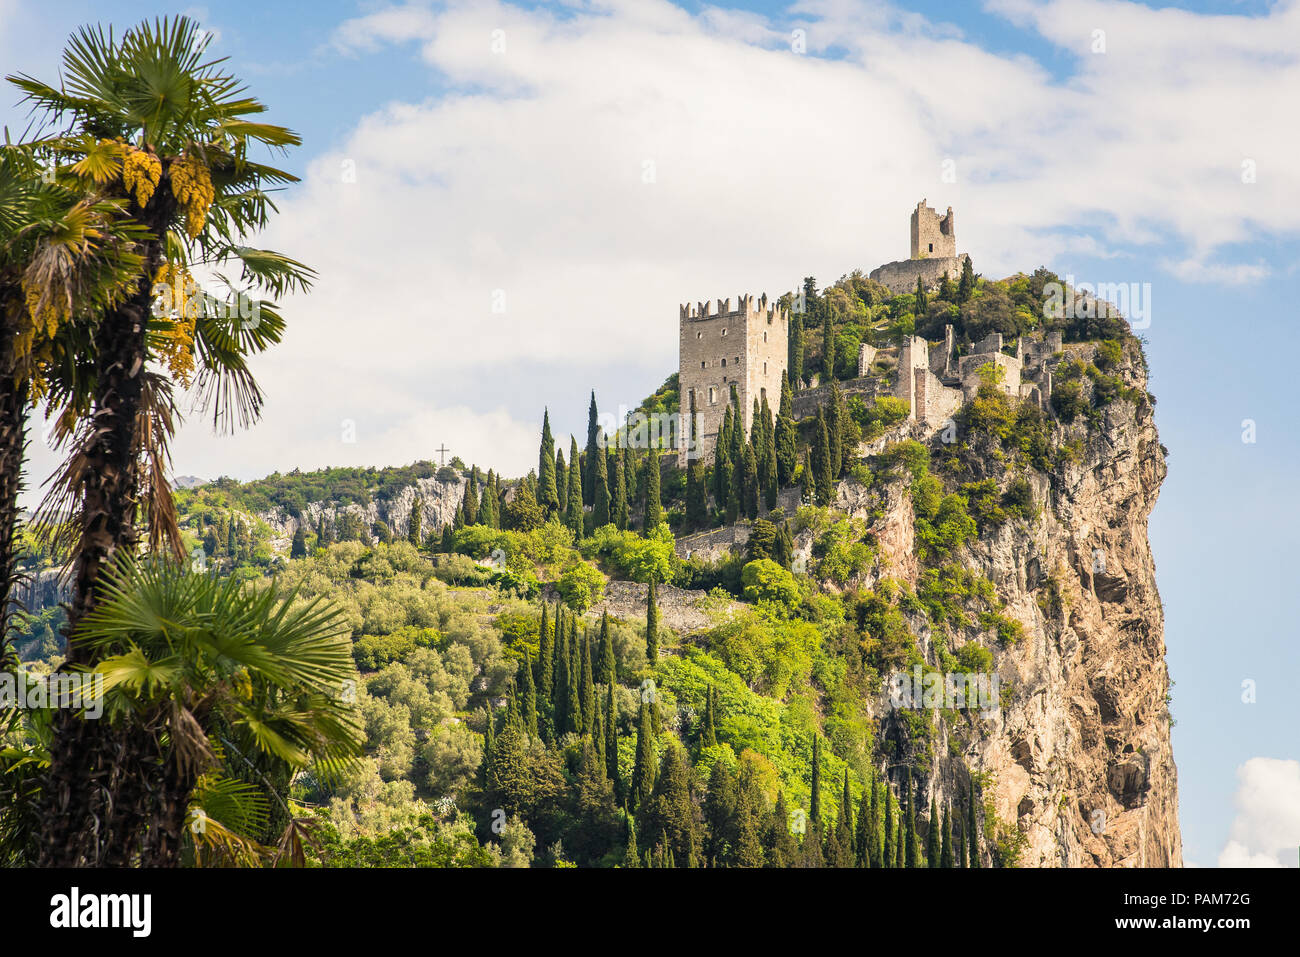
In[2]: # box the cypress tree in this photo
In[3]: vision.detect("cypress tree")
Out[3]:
[914,275,928,328]
[868,772,882,868]
[612,451,628,530]
[956,811,966,868]
[290,524,307,558]
[554,617,570,737]
[742,444,759,520]
[968,776,981,868]
[591,690,606,773]
[768,791,797,867]
[940,804,954,868]
[809,736,822,834]
[904,768,918,868]
[520,653,538,739]
[538,409,559,513]
[643,453,662,530]
[647,744,696,868]
[789,314,804,387]
[958,256,975,303]
[645,577,659,663]
[685,456,707,532]
[883,783,894,868]
[733,775,764,868]
[483,705,496,764]
[622,817,639,868]
[462,469,479,526]
[840,770,855,864]
[605,679,619,790]
[407,498,422,547]
[714,405,733,511]
[555,449,567,515]
[622,444,635,517]
[703,686,718,747]
[481,471,499,528]
[895,808,905,868]
[595,611,613,685]
[927,796,941,867]
[631,700,656,811]
[565,437,583,534]
[580,630,595,736]
[762,415,778,511]
[800,448,814,505]
[775,371,797,485]
[855,787,872,867]
[592,437,611,527]
[821,307,834,381]
[704,760,735,867]
[567,615,581,733]
[827,380,843,477]
[584,391,600,506]
[439,523,453,553]
[317,513,332,546]
[814,410,833,505]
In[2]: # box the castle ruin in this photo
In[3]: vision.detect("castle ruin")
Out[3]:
[870,199,970,294]
[678,294,788,462]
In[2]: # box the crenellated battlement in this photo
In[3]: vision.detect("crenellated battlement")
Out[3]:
[679,292,787,324]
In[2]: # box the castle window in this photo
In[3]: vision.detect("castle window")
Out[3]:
[708,386,716,404]
[721,328,727,337]
[763,331,768,343]
[734,357,739,365]
[701,361,707,369]
[763,362,767,374]
[721,358,726,367]
[696,331,702,339]
[928,243,934,253]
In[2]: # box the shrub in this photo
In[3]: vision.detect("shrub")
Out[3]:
[740,559,800,608]
[556,561,605,613]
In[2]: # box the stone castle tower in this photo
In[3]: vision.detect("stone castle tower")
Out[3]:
[678,294,788,462]
[870,198,970,294]
[911,199,956,258]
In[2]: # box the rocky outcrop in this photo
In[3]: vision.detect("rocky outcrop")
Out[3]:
[258,476,469,550]
[866,355,1180,867]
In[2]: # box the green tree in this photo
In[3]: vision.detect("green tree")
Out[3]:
[927,796,940,867]
[537,409,559,513]
[290,524,307,559]
[645,576,660,663]
[631,700,656,811]
[775,372,797,485]
[612,450,628,530]
[408,498,423,547]
[940,804,954,868]
[958,256,975,304]
[584,391,600,506]
[565,436,583,535]
[642,453,662,531]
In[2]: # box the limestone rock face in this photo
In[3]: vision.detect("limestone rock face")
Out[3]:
[258,475,467,549]
[867,363,1180,867]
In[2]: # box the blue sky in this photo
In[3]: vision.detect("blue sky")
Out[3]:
[3,0,1298,867]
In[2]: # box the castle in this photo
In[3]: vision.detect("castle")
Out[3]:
[868,199,971,295]
[678,201,1061,461]
[678,294,788,461]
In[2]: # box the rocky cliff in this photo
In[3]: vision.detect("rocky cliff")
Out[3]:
[833,342,1180,867]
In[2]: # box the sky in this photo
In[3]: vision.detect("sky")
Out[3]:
[2,0,1297,868]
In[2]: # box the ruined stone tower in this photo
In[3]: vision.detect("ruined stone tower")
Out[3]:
[678,294,788,462]
[870,199,970,294]
[911,199,956,259]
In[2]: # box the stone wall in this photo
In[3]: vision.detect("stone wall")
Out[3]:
[869,253,969,295]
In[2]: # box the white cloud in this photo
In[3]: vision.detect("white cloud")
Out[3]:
[1217,757,1300,868]
[16,0,1300,493]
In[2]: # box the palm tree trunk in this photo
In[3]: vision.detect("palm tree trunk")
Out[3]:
[0,306,28,668]
[39,226,165,867]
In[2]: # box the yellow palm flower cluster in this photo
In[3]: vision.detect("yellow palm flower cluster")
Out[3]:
[169,153,215,240]
[16,280,70,362]
[122,147,162,208]
[153,262,199,386]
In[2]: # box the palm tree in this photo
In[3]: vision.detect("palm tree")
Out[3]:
[9,16,313,636]
[1,555,362,866]
[0,146,142,662]
[7,15,315,866]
